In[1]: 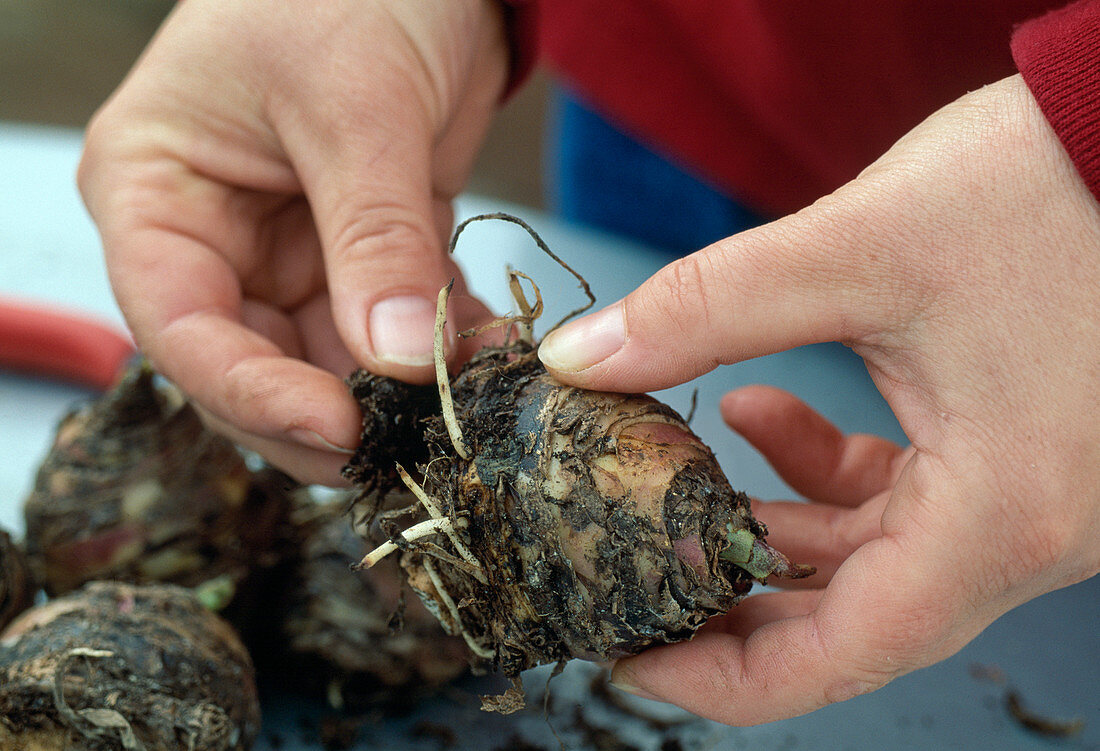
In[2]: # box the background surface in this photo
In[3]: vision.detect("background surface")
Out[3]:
[0,0,551,208]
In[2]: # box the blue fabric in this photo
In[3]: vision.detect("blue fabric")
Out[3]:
[544,88,767,256]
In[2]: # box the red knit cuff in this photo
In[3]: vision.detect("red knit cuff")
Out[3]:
[500,1,539,99]
[1013,0,1100,205]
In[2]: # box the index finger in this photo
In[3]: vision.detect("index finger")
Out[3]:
[98,213,362,482]
[538,187,914,393]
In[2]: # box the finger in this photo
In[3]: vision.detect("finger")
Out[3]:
[97,216,362,460]
[538,191,913,392]
[277,77,491,385]
[196,406,351,487]
[722,385,908,506]
[700,589,824,639]
[289,294,359,378]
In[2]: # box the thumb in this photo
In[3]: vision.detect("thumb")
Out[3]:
[538,192,908,392]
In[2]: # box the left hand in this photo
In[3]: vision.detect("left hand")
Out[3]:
[538,75,1100,724]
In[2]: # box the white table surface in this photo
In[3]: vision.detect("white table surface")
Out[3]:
[1,121,1096,750]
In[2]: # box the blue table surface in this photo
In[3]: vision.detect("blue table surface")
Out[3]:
[1,121,1096,750]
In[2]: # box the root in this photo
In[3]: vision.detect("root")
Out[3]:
[359,517,458,568]
[396,465,484,579]
[53,648,146,751]
[435,280,471,460]
[359,464,487,584]
[450,212,595,333]
[459,269,544,345]
[423,558,494,660]
[508,269,541,344]
[685,388,699,425]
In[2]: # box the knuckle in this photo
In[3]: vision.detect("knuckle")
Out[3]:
[218,360,286,433]
[822,508,871,561]
[641,253,715,335]
[329,207,440,274]
[866,606,946,669]
[820,593,951,690]
[76,114,114,198]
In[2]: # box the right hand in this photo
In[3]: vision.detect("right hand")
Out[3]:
[78,0,510,484]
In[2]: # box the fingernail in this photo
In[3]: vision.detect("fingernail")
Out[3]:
[369,295,439,366]
[287,428,356,455]
[608,665,664,703]
[538,302,625,372]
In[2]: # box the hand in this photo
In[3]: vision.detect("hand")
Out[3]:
[538,75,1100,724]
[78,0,509,484]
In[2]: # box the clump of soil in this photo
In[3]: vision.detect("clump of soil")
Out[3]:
[1,529,33,631]
[0,581,260,750]
[344,214,812,711]
[21,363,293,615]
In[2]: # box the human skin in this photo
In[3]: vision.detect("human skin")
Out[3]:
[79,0,1100,727]
[537,75,1100,723]
[78,0,509,484]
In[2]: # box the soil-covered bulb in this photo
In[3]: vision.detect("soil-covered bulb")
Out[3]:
[346,343,811,694]
[0,581,260,750]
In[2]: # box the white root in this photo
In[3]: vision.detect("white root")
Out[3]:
[358,517,456,568]
[395,464,485,580]
[424,558,495,660]
[435,280,471,460]
[358,465,487,584]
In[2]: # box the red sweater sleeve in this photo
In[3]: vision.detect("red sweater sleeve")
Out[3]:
[1012,0,1100,204]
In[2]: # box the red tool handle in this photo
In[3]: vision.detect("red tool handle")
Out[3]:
[0,297,135,391]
